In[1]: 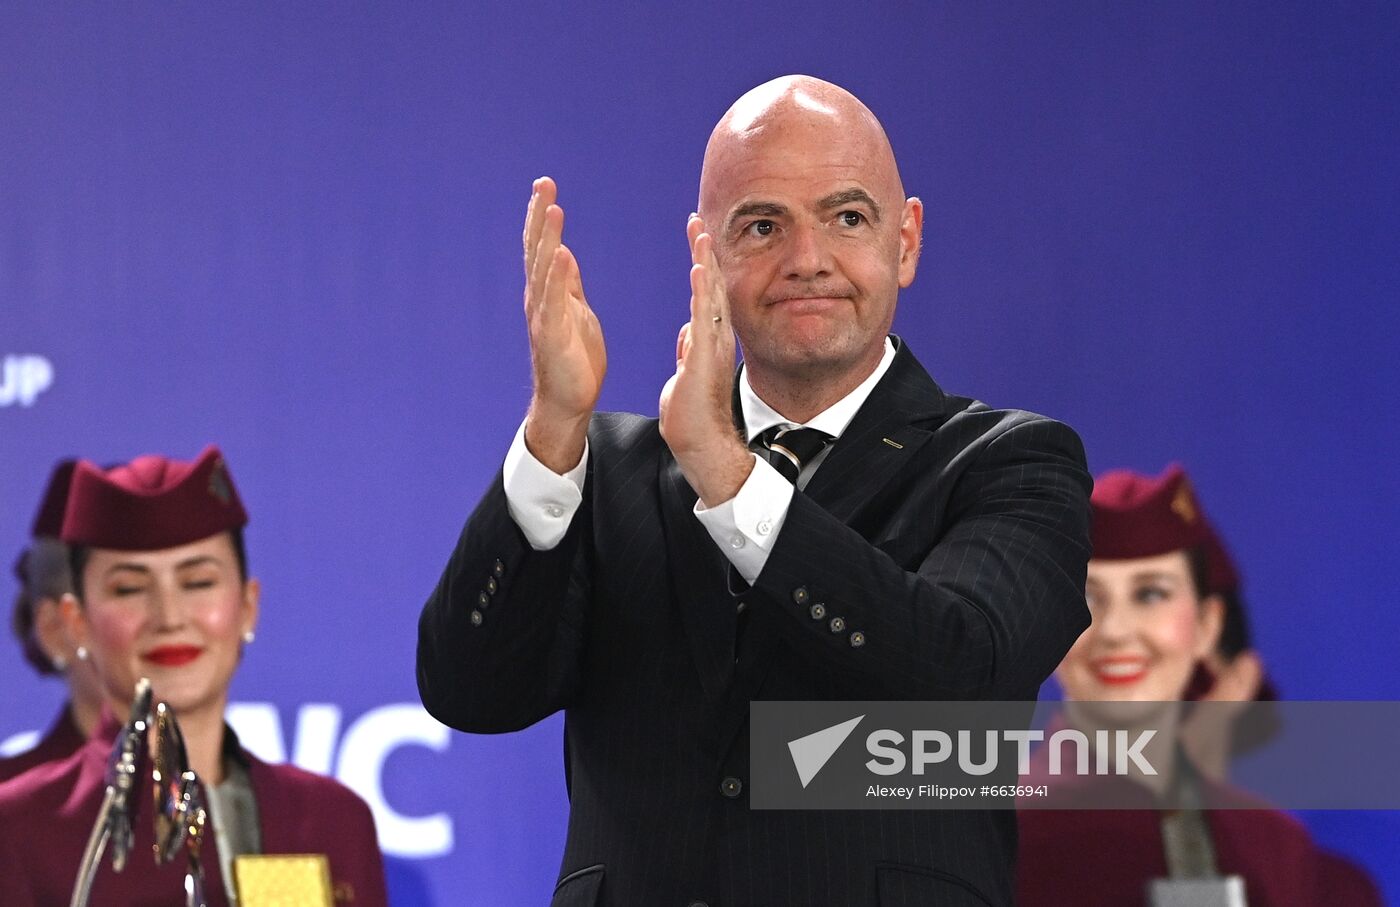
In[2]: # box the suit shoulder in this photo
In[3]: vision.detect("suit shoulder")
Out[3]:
[939,396,1086,457]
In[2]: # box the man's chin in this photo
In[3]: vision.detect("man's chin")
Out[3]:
[748,332,868,377]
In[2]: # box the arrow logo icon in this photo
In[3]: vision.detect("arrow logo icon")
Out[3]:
[787,715,865,788]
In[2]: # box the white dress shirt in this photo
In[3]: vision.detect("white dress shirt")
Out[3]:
[503,338,897,585]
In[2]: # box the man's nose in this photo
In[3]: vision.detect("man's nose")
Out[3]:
[782,223,833,280]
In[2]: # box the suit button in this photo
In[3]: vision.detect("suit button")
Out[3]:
[688,902,710,907]
[809,603,826,620]
[792,586,809,605]
[850,631,866,647]
[736,600,747,614]
[478,591,491,608]
[486,577,498,594]
[470,610,483,627]
[493,559,505,578]
[720,776,743,798]
[829,617,846,634]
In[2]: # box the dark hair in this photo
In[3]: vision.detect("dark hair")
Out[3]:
[1181,545,1253,658]
[68,527,249,602]
[1215,588,1252,659]
[1184,545,1211,602]
[10,540,73,676]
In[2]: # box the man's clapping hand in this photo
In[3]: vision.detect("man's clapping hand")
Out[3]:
[521,177,607,474]
[658,215,753,506]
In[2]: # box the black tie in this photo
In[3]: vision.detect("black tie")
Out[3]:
[759,426,833,487]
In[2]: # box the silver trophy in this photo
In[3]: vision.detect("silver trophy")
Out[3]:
[70,679,210,907]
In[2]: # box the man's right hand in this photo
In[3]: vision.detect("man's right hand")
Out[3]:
[521,177,606,474]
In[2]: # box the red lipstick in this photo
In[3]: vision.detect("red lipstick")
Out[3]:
[142,645,203,667]
[1092,657,1148,686]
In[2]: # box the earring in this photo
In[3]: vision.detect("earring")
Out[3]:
[76,646,89,661]
[242,630,255,644]
[51,655,69,671]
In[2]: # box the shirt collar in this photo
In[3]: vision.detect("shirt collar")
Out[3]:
[739,337,897,443]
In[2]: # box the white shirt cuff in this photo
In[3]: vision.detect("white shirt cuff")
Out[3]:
[502,420,587,551]
[694,454,794,585]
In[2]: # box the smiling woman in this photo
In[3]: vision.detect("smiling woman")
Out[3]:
[1016,465,1381,907]
[1057,466,1223,705]
[0,447,388,907]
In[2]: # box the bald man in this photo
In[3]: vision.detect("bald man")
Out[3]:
[419,76,1092,906]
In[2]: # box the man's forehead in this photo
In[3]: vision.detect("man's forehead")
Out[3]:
[702,132,897,215]
[700,76,903,214]
[720,181,882,220]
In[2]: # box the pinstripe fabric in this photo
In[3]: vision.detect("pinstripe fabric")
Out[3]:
[418,337,1092,907]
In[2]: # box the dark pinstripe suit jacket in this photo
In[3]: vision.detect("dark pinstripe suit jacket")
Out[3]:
[418,337,1092,907]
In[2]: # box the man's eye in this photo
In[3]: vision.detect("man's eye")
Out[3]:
[748,220,775,237]
[838,211,864,227]
[113,585,146,597]
[183,579,217,591]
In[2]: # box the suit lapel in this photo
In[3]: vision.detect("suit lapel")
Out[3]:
[713,339,955,763]
[801,337,950,526]
[660,340,953,744]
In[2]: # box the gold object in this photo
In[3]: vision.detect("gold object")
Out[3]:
[712,314,722,323]
[881,438,904,449]
[235,854,335,906]
[1171,482,1197,524]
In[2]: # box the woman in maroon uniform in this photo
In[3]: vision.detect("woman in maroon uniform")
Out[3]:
[0,446,388,906]
[1016,465,1380,907]
[1,460,105,782]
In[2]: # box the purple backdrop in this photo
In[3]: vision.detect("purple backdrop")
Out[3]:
[3,3,1397,903]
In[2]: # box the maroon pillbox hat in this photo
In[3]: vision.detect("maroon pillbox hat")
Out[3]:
[1200,521,1240,595]
[1090,464,1210,560]
[30,459,78,539]
[60,445,248,551]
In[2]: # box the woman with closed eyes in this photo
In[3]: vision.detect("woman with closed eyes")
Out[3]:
[0,446,387,907]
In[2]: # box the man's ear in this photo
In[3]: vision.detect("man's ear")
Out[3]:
[897,197,924,288]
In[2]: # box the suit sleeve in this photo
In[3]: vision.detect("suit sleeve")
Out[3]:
[416,470,594,733]
[750,416,1092,700]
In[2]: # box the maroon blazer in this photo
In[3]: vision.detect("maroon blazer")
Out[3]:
[0,719,388,907]
[1015,761,1380,906]
[0,704,85,784]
